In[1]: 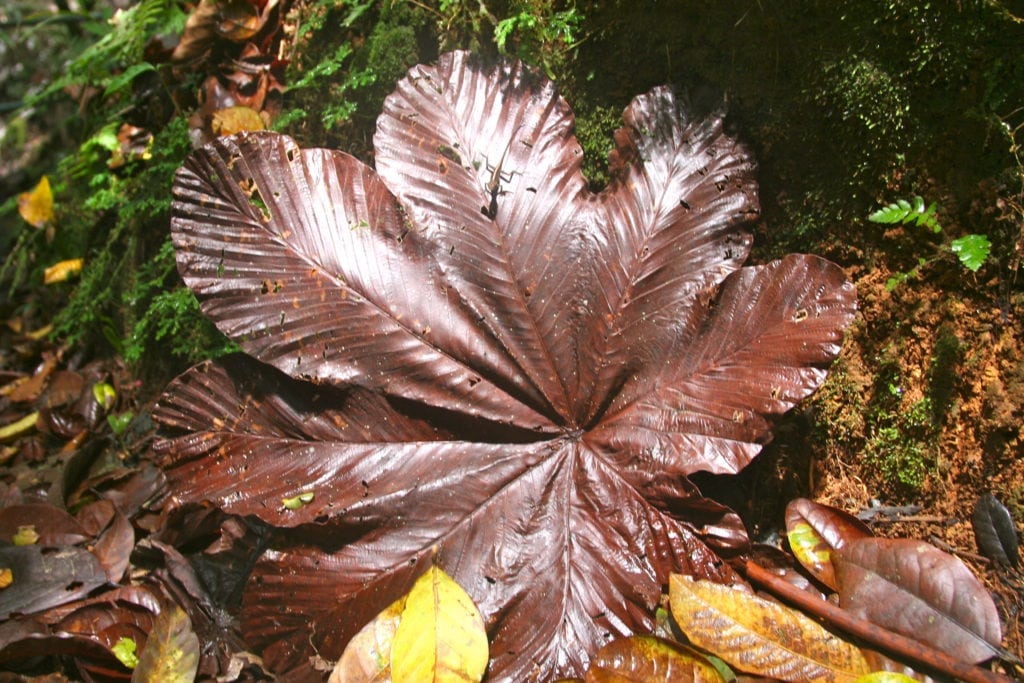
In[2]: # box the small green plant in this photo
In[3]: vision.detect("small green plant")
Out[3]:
[864,392,935,490]
[494,1,584,79]
[868,195,991,290]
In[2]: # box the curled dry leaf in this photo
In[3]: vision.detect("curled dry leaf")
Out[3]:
[156,51,856,679]
[833,537,1004,665]
[668,574,870,682]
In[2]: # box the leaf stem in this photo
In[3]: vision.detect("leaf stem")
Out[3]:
[744,560,1016,683]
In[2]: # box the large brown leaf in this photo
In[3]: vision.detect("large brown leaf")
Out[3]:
[157,50,856,680]
[833,537,1004,664]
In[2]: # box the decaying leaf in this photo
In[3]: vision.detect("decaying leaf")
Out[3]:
[833,537,1004,665]
[330,595,405,683]
[155,51,856,679]
[585,635,725,682]
[130,606,200,683]
[0,546,108,619]
[390,565,488,683]
[785,498,872,590]
[18,176,54,228]
[668,574,870,682]
[972,493,1019,568]
[211,105,266,136]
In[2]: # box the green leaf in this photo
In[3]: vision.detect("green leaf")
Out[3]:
[112,636,139,669]
[868,196,941,233]
[282,492,315,510]
[950,234,991,272]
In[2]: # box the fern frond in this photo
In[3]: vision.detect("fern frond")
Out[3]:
[868,195,942,233]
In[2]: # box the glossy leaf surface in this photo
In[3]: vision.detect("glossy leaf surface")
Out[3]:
[833,537,1003,664]
[586,635,724,682]
[391,566,488,683]
[157,50,856,679]
[785,498,872,590]
[669,574,870,682]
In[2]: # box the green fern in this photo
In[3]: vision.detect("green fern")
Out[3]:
[950,234,991,272]
[869,195,991,288]
[868,195,942,233]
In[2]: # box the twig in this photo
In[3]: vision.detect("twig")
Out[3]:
[745,560,1016,683]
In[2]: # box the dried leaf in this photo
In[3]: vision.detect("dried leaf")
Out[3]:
[18,176,54,228]
[833,537,1003,664]
[855,674,918,683]
[668,574,870,681]
[211,105,266,136]
[130,606,200,683]
[585,635,725,682]
[330,596,405,683]
[43,258,84,285]
[785,498,872,589]
[0,413,39,442]
[972,493,1019,568]
[391,566,488,683]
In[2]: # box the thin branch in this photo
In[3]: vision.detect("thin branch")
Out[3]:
[745,560,1017,683]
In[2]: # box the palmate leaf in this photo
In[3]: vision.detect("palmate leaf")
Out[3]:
[155,51,856,680]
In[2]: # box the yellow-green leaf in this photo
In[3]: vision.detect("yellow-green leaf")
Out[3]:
[93,382,117,411]
[282,491,315,510]
[391,565,488,683]
[329,595,406,683]
[668,574,869,682]
[112,636,140,669]
[18,176,54,228]
[854,674,919,683]
[131,606,200,683]
[43,258,84,284]
[0,412,38,442]
[12,525,39,546]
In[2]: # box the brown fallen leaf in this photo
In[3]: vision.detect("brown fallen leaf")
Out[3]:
[833,537,1004,664]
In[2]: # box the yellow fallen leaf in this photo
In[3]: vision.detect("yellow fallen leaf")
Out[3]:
[211,106,266,137]
[0,412,38,442]
[0,568,13,589]
[854,674,919,683]
[43,258,84,284]
[131,606,200,682]
[669,574,869,682]
[391,565,488,683]
[18,176,54,228]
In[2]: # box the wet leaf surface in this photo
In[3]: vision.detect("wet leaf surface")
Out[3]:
[156,50,857,679]
[785,498,873,590]
[833,537,1004,664]
[585,635,725,682]
[0,545,109,619]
